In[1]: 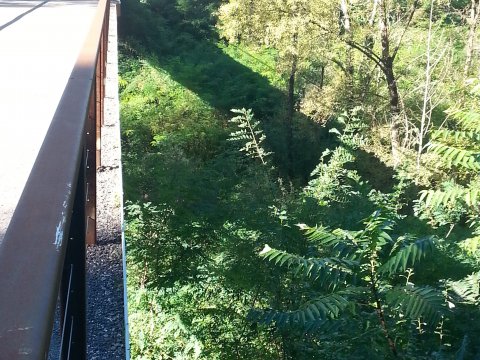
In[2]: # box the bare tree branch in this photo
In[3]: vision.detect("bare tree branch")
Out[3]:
[345,39,386,71]
[392,0,420,61]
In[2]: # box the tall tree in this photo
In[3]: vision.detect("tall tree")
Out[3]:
[220,0,422,167]
[337,0,420,166]
[218,0,335,173]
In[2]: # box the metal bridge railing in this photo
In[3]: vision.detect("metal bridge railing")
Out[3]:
[0,0,110,358]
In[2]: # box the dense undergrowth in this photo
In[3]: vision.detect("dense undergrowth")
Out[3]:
[119,0,480,358]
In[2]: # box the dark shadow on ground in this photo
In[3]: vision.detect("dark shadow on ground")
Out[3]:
[355,149,396,192]
[119,0,330,181]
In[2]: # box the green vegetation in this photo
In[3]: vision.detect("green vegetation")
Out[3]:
[119,0,480,358]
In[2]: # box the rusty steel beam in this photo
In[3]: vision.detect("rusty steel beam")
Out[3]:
[89,1,111,245]
[0,0,109,358]
[86,86,97,246]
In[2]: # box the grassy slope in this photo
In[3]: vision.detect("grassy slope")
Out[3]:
[119,1,480,359]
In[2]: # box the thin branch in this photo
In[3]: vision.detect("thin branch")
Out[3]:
[307,17,335,35]
[306,10,385,71]
[346,39,386,71]
[370,262,398,357]
[370,0,379,26]
[417,0,434,168]
[328,56,347,74]
[392,0,420,61]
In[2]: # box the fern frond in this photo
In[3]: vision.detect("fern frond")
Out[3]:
[259,245,356,287]
[354,211,394,251]
[432,129,480,144]
[303,317,345,333]
[301,293,351,320]
[379,236,436,275]
[386,285,444,326]
[362,211,394,234]
[428,143,480,170]
[419,186,479,207]
[419,86,480,229]
[228,108,271,164]
[298,224,354,248]
[248,292,351,327]
[447,109,480,132]
[448,272,480,304]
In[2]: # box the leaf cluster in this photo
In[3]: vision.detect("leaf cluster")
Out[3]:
[418,83,480,233]
[253,211,443,357]
[228,108,272,164]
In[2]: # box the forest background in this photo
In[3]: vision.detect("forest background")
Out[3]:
[119,0,480,358]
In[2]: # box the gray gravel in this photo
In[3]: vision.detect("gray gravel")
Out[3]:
[86,4,127,359]
[87,242,125,359]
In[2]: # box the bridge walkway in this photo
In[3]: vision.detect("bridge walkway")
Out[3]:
[0,0,98,242]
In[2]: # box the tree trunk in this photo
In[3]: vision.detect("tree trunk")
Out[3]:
[379,0,402,167]
[340,0,419,166]
[384,62,402,167]
[340,0,351,32]
[287,54,297,176]
[465,0,480,77]
[340,0,355,103]
[384,64,400,116]
[370,269,398,357]
[319,65,325,89]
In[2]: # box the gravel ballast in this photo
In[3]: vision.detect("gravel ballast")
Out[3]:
[87,3,128,359]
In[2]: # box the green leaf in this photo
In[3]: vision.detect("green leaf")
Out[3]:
[248,293,351,328]
[386,285,444,326]
[379,236,436,275]
[448,272,480,304]
[259,245,356,288]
